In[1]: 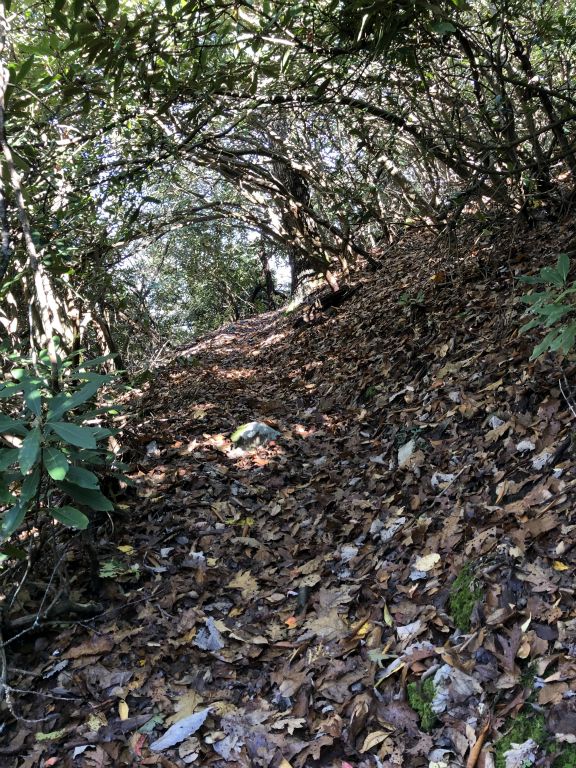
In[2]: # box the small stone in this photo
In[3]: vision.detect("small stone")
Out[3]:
[230,421,280,448]
[516,439,536,453]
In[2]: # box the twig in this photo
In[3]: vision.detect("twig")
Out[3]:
[466,717,492,768]
[7,686,80,702]
[433,465,468,501]
[559,375,576,420]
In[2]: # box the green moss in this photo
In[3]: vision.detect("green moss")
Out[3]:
[407,678,437,732]
[520,662,537,690]
[494,713,547,768]
[554,744,576,768]
[362,385,377,401]
[449,563,483,631]
[494,708,576,768]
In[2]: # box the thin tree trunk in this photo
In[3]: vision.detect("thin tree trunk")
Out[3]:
[0,0,67,388]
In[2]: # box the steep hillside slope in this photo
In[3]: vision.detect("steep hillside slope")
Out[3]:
[4,218,576,767]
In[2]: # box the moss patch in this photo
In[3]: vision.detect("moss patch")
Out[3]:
[494,712,547,768]
[554,744,576,768]
[407,678,437,732]
[362,385,377,401]
[449,563,482,631]
[494,711,576,768]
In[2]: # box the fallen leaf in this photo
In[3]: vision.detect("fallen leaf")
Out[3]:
[149,708,211,751]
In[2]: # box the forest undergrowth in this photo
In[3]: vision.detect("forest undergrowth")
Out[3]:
[2,215,576,768]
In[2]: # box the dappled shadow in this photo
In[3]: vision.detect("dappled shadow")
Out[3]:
[6,218,576,765]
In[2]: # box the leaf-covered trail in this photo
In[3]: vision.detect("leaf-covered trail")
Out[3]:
[4,222,576,767]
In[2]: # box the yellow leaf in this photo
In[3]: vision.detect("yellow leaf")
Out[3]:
[349,618,372,638]
[117,545,134,555]
[480,378,504,392]
[383,603,394,627]
[228,570,259,598]
[279,760,294,768]
[87,712,107,732]
[118,700,129,721]
[517,638,531,659]
[360,730,391,752]
[356,620,372,638]
[166,691,204,725]
[553,560,569,571]
[35,729,67,742]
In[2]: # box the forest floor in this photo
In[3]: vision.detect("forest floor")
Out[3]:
[3,215,576,768]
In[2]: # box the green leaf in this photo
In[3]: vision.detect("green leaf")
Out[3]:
[559,322,576,352]
[19,428,41,475]
[23,384,42,417]
[66,465,99,489]
[549,332,565,352]
[46,393,69,421]
[0,383,21,398]
[91,427,112,441]
[52,506,89,529]
[21,467,40,503]
[58,480,113,511]
[48,422,97,448]
[519,317,540,334]
[520,290,555,305]
[43,447,70,480]
[48,375,112,420]
[1,503,26,539]
[104,0,120,21]
[72,354,116,370]
[431,21,456,34]
[68,449,107,466]
[518,274,545,285]
[52,9,69,30]
[0,414,28,437]
[539,266,565,286]
[531,329,559,359]
[0,448,19,470]
[0,543,27,560]
[0,481,15,504]
[538,305,571,325]
[557,253,570,281]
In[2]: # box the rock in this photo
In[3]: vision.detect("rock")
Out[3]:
[231,421,280,448]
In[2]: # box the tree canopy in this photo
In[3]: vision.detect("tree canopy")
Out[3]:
[2,0,576,364]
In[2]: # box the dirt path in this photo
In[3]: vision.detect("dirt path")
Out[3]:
[4,225,576,767]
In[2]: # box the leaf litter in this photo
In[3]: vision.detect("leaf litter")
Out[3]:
[2,218,576,767]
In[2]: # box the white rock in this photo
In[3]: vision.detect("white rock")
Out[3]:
[516,439,536,453]
[231,421,280,447]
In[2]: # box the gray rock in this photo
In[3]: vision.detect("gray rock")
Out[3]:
[231,421,280,448]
